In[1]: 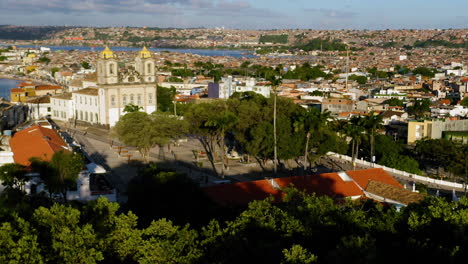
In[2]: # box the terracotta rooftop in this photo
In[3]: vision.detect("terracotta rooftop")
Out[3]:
[203,168,408,207]
[26,96,50,104]
[52,93,72,100]
[10,125,70,166]
[365,180,425,205]
[35,85,62,91]
[73,88,98,96]
[346,168,403,189]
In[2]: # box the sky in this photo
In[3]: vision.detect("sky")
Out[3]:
[0,0,467,30]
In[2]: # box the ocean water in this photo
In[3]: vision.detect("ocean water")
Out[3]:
[1,45,257,58]
[0,78,19,101]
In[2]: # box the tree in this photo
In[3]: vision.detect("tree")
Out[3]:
[50,67,60,77]
[282,245,317,264]
[157,86,176,112]
[460,97,468,107]
[0,163,27,190]
[363,112,383,162]
[184,101,237,177]
[412,67,436,78]
[344,116,366,166]
[32,204,104,263]
[150,112,188,159]
[114,111,187,162]
[379,152,421,174]
[47,151,84,200]
[127,164,212,227]
[268,75,282,175]
[294,109,332,170]
[384,98,404,107]
[349,75,367,85]
[408,99,430,118]
[81,61,91,69]
[37,56,50,64]
[0,217,43,263]
[123,103,143,113]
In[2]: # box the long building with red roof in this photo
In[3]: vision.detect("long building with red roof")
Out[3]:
[203,168,423,207]
[9,125,71,166]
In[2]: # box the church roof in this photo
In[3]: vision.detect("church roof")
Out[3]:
[100,46,115,59]
[138,46,152,58]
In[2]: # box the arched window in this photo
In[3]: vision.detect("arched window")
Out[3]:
[95,113,99,123]
[122,94,127,105]
[85,112,88,121]
[146,62,153,75]
[109,63,115,75]
[80,111,83,120]
[130,94,134,104]
[137,94,142,105]
[90,112,93,122]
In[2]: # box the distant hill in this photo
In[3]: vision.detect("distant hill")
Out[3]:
[0,25,73,40]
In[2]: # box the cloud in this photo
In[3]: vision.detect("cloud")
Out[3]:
[304,8,357,19]
[0,0,284,20]
[0,0,203,15]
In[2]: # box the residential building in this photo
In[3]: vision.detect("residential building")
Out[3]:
[25,96,51,119]
[407,118,468,144]
[50,93,73,122]
[72,88,100,125]
[9,125,71,166]
[321,98,354,114]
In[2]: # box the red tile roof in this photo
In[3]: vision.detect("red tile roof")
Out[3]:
[10,88,24,93]
[203,168,404,206]
[346,168,403,189]
[204,171,365,206]
[275,173,363,198]
[10,125,70,166]
[35,85,62,91]
[203,179,282,206]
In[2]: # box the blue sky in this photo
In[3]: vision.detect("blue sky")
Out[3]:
[0,0,466,29]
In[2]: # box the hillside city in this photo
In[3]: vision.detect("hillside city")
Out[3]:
[0,23,467,263]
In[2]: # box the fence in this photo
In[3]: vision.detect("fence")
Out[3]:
[327,152,464,190]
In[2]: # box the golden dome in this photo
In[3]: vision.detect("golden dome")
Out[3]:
[100,46,114,59]
[138,46,152,58]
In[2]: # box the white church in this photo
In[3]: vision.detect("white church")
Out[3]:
[51,46,158,127]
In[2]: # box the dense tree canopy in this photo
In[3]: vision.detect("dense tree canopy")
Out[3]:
[1,185,468,264]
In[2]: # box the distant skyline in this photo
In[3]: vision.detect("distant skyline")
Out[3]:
[0,0,467,30]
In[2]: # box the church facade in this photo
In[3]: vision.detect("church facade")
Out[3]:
[95,46,157,127]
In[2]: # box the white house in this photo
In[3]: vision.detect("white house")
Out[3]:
[72,88,101,124]
[50,93,74,122]
[25,96,51,120]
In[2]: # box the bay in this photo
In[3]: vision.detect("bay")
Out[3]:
[0,78,20,101]
[2,44,257,58]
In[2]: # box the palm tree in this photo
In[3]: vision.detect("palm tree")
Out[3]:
[268,75,282,176]
[345,116,366,168]
[363,112,383,163]
[294,108,332,171]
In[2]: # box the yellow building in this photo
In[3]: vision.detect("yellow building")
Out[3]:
[10,87,37,103]
[407,120,433,144]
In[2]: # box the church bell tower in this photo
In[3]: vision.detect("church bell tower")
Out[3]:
[97,46,119,85]
[135,46,156,83]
